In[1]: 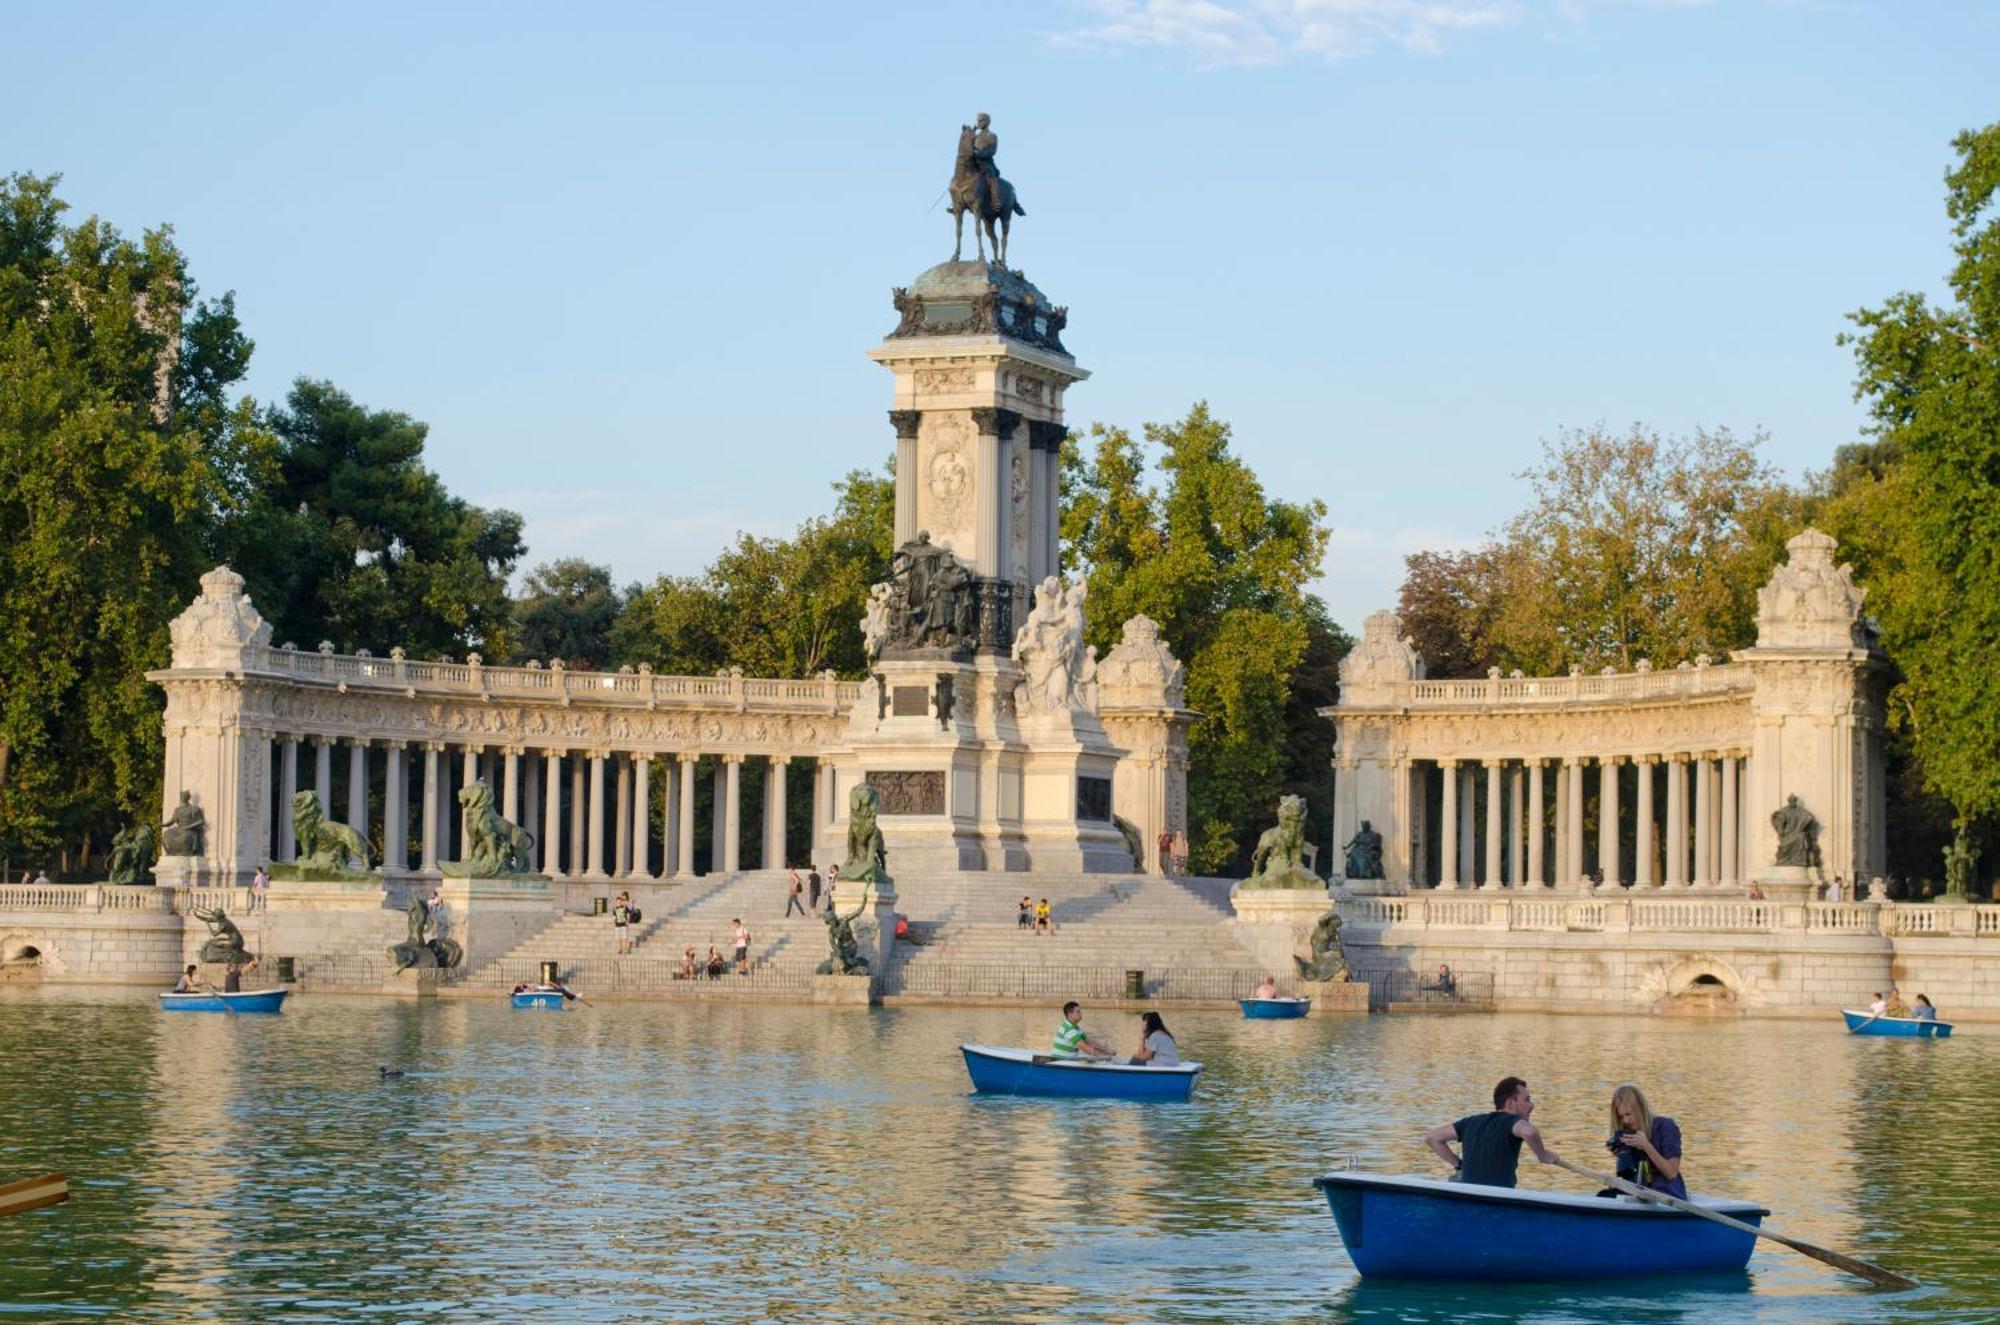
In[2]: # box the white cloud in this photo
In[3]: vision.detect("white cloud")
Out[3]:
[1052,0,1524,65]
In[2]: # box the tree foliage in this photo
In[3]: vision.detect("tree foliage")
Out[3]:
[0,172,270,857]
[1396,425,1800,677]
[219,379,524,659]
[614,469,894,678]
[1063,404,1332,872]
[1825,121,2000,828]
[512,558,626,670]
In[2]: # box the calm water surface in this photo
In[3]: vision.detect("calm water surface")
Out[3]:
[1,988,1993,1323]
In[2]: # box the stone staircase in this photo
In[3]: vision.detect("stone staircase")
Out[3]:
[456,869,1271,1002]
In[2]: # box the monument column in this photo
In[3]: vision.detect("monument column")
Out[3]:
[890,410,921,546]
[632,756,652,880]
[1597,757,1623,888]
[313,737,334,820]
[381,742,406,872]
[1693,754,1714,888]
[678,753,698,877]
[660,757,678,876]
[587,752,609,878]
[722,755,744,873]
[502,749,521,823]
[420,743,443,873]
[765,756,789,870]
[1457,765,1477,885]
[1448,756,1464,892]
[460,747,480,851]
[1721,751,1741,889]
[1508,764,1525,887]
[1528,759,1546,887]
[1664,754,1687,887]
[524,752,541,872]
[969,407,1021,578]
[569,758,587,876]
[1635,755,1657,888]
[1565,757,1586,890]
[1481,759,1503,891]
[543,750,565,878]
[811,759,830,863]
[710,760,727,873]
[614,756,633,877]
[278,737,300,861]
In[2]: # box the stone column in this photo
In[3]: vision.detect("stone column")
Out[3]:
[1596,757,1621,888]
[1481,760,1503,891]
[614,756,633,878]
[1635,756,1657,888]
[381,743,406,871]
[420,743,442,873]
[632,756,652,880]
[661,758,679,876]
[1664,755,1688,887]
[678,754,698,877]
[710,760,727,872]
[313,737,334,820]
[587,752,609,878]
[723,755,743,873]
[277,737,300,861]
[1565,757,1586,890]
[1457,764,1477,885]
[890,410,920,547]
[502,749,521,823]
[543,751,564,879]
[459,747,480,852]
[1437,760,1460,889]
[765,756,789,870]
[1553,761,1568,883]
[1721,751,1741,889]
[811,759,829,866]
[524,752,541,872]
[970,407,1020,578]
[569,758,587,876]
[1528,759,1546,887]
[1693,754,1714,888]
[1508,764,1524,886]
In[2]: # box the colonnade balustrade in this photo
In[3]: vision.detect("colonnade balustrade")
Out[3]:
[263,736,841,882]
[1414,751,1751,892]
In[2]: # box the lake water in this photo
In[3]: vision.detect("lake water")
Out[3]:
[1,988,1992,1323]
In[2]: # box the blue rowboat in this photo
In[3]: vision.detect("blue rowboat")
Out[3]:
[511,988,569,1010]
[1315,1172,1767,1281]
[158,989,288,1014]
[1843,1009,1952,1038]
[960,1044,1201,1101]
[1239,996,1311,1019]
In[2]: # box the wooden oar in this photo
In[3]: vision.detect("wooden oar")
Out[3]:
[1550,1155,1915,1289]
[0,1172,69,1218]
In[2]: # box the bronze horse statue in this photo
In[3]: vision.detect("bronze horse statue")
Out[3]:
[949,123,1025,267]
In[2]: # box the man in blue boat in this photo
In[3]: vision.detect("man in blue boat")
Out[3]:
[1423,1076,1560,1188]
[1053,1001,1116,1060]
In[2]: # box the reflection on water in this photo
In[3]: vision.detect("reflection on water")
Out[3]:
[1,989,1991,1323]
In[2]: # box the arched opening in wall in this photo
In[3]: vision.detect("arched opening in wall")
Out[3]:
[1660,957,1744,1015]
[0,939,46,981]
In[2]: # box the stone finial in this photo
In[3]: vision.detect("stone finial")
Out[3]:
[1097,613,1188,709]
[167,565,271,670]
[1755,527,1867,649]
[1338,610,1425,701]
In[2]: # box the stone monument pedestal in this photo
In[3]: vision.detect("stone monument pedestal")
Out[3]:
[1307,980,1371,1015]
[433,875,554,972]
[151,856,216,889]
[810,973,875,1005]
[385,966,441,998]
[1754,865,1817,903]
[1231,886,1334,976]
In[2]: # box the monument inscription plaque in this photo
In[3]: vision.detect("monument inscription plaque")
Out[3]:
[1076,775,1112,823]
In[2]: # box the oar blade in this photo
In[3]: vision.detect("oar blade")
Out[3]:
[1768,1233,1917,1291]
[0,1173,69,1218]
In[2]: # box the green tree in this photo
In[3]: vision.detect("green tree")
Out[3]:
[1063,404,1331,873]
[512,559,626,670]
[615,468,894,678]
[0,172,270,863]
[1832,122,2000,840]
[220,379,525,659]
[1396,547,1502,679]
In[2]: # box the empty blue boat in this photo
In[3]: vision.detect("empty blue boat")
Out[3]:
[511,988,569,1010]
[1239,996,1311,1019]
[1314,1172,1767,1281]
[960,1045,1201,1100]
[158,989,288,1014]
[1843,1009,1952,1037]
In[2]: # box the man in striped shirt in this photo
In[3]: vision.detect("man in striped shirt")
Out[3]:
[1053,1001,1115,1060]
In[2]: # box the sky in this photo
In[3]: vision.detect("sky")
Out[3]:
[10,1,1999,632]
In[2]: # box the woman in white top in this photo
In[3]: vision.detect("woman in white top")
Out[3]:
[1130,1010,1180,1066]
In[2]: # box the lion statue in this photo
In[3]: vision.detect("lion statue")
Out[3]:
[444,778,534,876]
[1245,794,1320,890]
[293,790,371,872]
[836,784,891,887]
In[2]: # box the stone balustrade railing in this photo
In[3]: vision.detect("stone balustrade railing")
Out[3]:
[1339,894,2000,938]
[0,886,263,916]
[255,646,863,713]
[1389,663,1752,709]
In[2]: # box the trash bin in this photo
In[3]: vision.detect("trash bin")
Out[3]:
[275,956,296,984]
[1124,969,1145,999]
[592,897,608,916]
[539,959,561,986]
